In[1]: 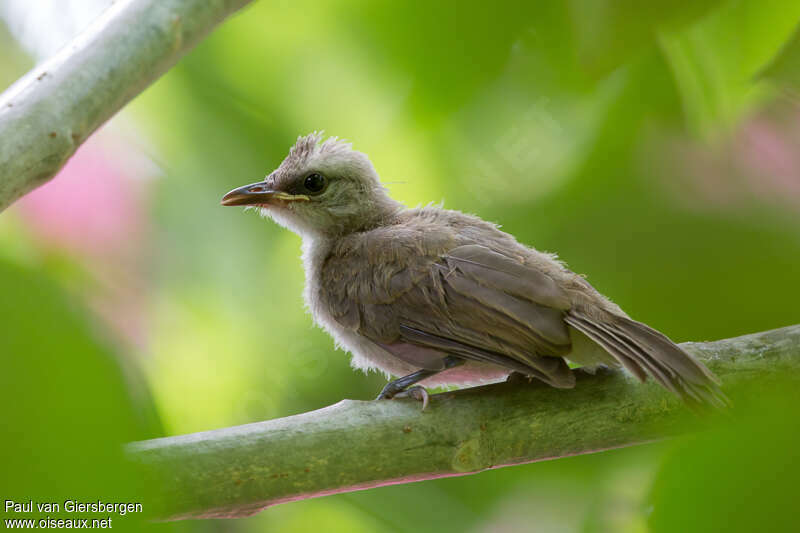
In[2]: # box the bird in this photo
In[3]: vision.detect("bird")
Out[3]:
[222,133,726,409]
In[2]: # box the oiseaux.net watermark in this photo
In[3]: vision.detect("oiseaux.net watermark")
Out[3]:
[3,499,142,529]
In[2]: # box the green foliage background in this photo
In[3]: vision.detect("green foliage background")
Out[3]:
[2,0,800,531]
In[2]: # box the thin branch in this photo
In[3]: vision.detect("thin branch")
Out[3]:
[127,324,800,521]
[0,0,253,211]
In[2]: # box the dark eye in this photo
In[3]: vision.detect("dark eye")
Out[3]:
[303,173,326,193]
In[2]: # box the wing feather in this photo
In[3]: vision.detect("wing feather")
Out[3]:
[445,245,571,310]
[398,325,572,387]
[322,238,576,387]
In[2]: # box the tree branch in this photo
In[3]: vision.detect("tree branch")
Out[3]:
[128,324,800,520]
[0,0,253,211]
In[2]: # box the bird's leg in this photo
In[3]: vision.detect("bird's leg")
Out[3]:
[376,369,437,400]
[376,356,463,409]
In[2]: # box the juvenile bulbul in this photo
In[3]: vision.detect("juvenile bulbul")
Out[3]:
[222,133,725,407]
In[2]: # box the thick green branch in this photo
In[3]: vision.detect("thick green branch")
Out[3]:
[128,324,800,520]
[0,0,253,211]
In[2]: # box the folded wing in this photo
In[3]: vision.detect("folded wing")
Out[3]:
[323,242,577,388]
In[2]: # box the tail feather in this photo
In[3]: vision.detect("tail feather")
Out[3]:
[565,310,728,408]
[566,314,649,382]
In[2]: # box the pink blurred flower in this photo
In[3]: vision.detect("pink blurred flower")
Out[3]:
[17,132,149,259]
[15,125,158,348]
[655,103,800,214]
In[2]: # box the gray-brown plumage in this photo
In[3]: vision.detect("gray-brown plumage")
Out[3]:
[222,133,726,407]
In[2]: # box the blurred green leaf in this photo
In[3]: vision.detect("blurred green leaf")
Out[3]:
[649,383,800,533]
[0,256,172,531]
[570,0,723,78]
[659,0,800,137]
[760,24,800,93]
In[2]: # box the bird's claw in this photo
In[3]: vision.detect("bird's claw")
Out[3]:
[394,386,429,411]
[376,385,429,411]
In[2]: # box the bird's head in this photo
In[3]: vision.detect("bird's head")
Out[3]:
[222,133,401,239]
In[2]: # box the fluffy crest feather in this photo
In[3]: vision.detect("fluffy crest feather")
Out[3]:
[283,132,356,171]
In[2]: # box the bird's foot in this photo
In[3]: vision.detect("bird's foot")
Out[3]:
[376,385,430,411]
[394,386,430,411]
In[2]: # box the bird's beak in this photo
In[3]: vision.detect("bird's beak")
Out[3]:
[220,181,310,206]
